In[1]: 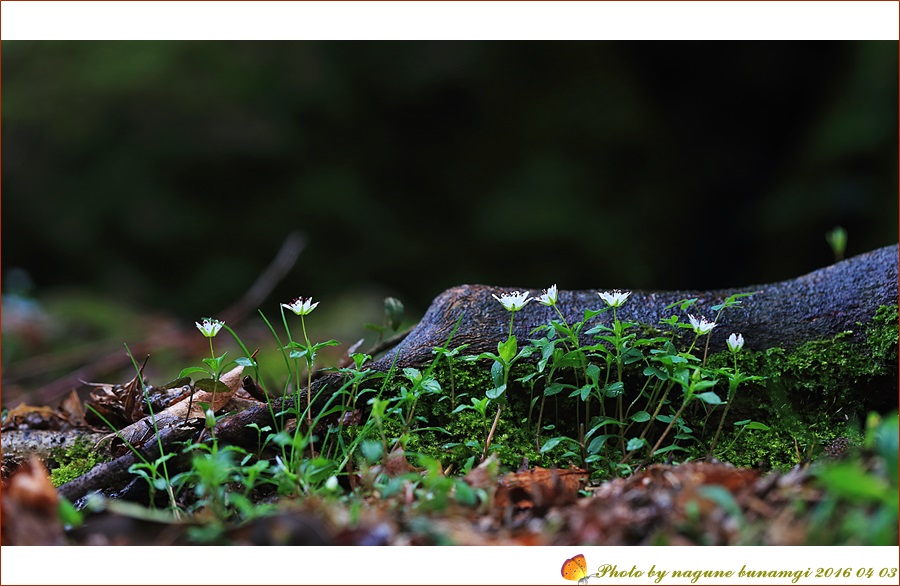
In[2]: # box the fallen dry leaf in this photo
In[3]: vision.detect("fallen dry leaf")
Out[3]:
[494,466,587,512]
[100,365,244,455]
[1,456,65,545]
[1,403,63,431]
[59,389,88,427]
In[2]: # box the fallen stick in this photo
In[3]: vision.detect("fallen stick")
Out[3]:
[57,423,200,503]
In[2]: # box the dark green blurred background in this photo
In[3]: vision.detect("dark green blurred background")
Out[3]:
[3,41,898,323]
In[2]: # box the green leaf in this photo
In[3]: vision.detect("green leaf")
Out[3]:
[403,367,422,383]
[584,308,608,320]
[487,360,502,389]
[177,366,209,378]
[234,357,257,367]
[697,485,744,521]
[543,382,565,397]
[195,379,230,395]
[453,479,477,506]
[816,462,891,502]
[738,421,771,431]
[202,355,225,369]
[486,384,506,400]
[360,440,383,462]
[622,348,643,365]
[691,380,718,392]
[572,384,591,401]
[653,444,687,455]
[58,497,83,528]
[127,467,150,480]
[312,339,341,352]
[556,350,588,369]
[159,376,192,390]
[587,417,624,435]
[585,363,601,385]
[710,292,755,312]
[630,410,651,423]
[422,379,442,396]
[498,336,517,363]
[664,297,698,311]
[540,437,567,453]
[626,437,646,451]
[515,345,536,360]
[603,381,624,397]
[586,434,615,454]
[643,366,667,380]
[694,391,723,405]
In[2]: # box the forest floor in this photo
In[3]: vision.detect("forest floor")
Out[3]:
[2,408,896,547]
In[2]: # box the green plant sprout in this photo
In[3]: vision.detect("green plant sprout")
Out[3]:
[468,290,535,461]
[280,296,339,459]
[826,226,848,262]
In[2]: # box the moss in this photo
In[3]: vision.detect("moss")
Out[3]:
[868,304,899,365]
[705,303,898,470]
[49,436,108,487]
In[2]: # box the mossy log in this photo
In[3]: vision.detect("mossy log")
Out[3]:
[384,244,898,367]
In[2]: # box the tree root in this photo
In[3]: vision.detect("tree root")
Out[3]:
[57,245,898,502]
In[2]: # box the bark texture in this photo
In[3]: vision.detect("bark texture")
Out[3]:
[386,244,898,369]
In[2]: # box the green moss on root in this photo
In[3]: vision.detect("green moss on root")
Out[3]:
[49,436,108,487]
[707,303,898,469]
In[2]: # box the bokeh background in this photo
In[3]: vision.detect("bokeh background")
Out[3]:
[2,41,898,400]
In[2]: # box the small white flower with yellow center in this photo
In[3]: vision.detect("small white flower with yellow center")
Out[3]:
[727,333,744,353]
[492,290,532,311]
[195,318,224,338]
[688,314,717,334]
[598,289,631,308]
[536,284,558,307]
[282,297,320,316]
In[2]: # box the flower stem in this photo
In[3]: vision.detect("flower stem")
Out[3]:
[483,404,502,461]
[301,314,316,458]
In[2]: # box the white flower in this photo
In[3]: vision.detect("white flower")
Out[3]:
[688,314,717,334]
[491,290,531,311]
[536,284,558,307]
[282,297,319,316]
[598,289,631,308]
[195,317,224,338]
[727,332,744,353]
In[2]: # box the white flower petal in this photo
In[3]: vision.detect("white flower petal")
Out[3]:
[493,290,531,311]
[599,289,631,307]
[727,332,744,352]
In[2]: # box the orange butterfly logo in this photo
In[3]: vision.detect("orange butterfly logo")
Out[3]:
[561,553,592,584]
